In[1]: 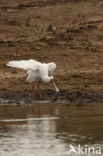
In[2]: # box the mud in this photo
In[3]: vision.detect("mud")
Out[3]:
[0,0,103,104]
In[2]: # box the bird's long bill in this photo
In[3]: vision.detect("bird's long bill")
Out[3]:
[52,80,60,92]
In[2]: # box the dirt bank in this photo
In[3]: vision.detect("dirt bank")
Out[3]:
[0,0,103,103]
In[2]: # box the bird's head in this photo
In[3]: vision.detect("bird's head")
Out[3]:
[48,62,56,74]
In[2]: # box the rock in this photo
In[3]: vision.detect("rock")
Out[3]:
[48,25,56,31]
[36,46,41,50]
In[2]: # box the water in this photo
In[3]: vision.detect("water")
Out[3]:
[0,102,103,156]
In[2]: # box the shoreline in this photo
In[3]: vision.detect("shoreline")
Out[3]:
[0,87,103,106]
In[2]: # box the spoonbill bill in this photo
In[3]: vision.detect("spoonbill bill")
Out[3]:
[6,59,59,98]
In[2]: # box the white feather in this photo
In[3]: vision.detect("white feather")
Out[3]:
[6,59,57,83]
[6,59,39,71]
[48,62,56,73]
[6,59,59,92]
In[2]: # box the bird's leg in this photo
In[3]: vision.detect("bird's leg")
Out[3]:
[38,82,42,99]
[32,82,35,113]
[32,82,35,99]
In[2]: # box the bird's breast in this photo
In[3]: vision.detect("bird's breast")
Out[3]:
[26,70,41,82]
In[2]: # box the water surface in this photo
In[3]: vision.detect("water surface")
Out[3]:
[0,102,103,156]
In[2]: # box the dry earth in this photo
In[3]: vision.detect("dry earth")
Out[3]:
[0,0,103,104]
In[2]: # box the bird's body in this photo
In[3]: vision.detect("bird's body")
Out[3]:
[26,61,52,83]
[6,59,59,98]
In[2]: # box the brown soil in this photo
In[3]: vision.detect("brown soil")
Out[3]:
[0,0,103,104]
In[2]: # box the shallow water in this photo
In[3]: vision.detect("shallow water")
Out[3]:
[0,102,103,156]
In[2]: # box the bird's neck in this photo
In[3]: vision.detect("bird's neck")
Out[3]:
[41,76,52,83]
[39,64,51,83]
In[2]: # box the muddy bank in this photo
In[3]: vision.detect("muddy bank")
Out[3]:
[0,0,103,103]
[0,87,103,106]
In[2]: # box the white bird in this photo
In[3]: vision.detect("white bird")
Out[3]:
[6,59,59,98]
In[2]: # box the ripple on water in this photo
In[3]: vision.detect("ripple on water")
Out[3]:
[0,103,103,156]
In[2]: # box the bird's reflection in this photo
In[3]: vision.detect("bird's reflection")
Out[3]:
[32,103,59,117]
[0,103,103,156]
[32,103,41,116]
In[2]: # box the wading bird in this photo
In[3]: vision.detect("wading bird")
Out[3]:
[6,59,59,98]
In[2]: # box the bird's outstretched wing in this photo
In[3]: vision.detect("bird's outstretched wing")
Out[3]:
[6,59,40,71]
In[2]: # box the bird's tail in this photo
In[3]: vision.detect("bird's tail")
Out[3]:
[6,60,28,70]
[7,61,22,68]
[6,59,38,70]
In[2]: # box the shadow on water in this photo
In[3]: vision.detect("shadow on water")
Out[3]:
[0,102,103,155]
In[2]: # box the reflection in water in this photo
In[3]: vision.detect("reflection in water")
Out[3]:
[0,102,103,156]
